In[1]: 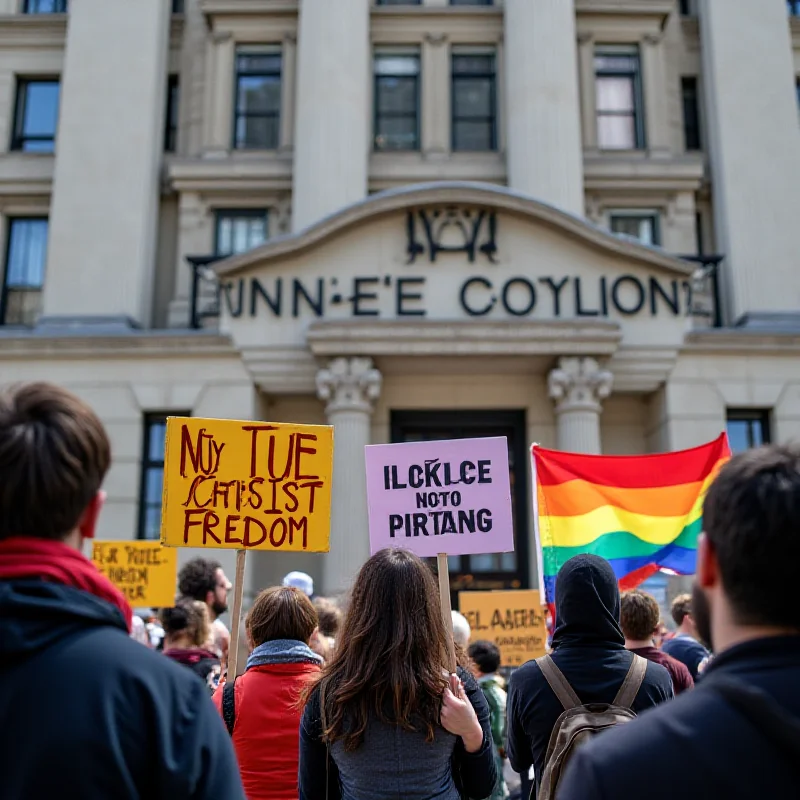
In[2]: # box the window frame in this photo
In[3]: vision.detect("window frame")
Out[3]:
[373,48,421,152]
[375,0,422,4]
[138,413,187,541]
[594,46,645,151]
[214,209,269,257]
[233,46,282,151]
[11,78,60,153]
[23,0,67,12]
[1,216,48,327]
[450,49,498,153]
[789,1,800,17]
[608,211,661,247]
[681,76,701,152]
[726,409,772,452]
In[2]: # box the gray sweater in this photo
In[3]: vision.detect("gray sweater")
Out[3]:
[298,667,497,800]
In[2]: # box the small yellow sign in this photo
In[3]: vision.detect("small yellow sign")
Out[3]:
[459,589,547,667]
[160,417,334,552]
[92,541,177,608]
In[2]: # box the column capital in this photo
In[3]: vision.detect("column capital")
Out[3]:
[316,357,382,415]
[548,356,613,414]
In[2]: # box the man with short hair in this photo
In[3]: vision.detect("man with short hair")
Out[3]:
[620,589,693,694]
[661,592,710,680]
[179,557,232,660]
[0,382,245,799]
[557,445,800,799]
[452,610,472,649]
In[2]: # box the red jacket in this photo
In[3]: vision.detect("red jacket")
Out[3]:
[213,661,320,800]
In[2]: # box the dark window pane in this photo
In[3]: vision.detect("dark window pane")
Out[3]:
[14,81,60,152]
[376,77,417,114]
[237,75,281,114]
[682,77,701,151]
[450,0,493,5]
[164,77,179,152]
[376,0,422,4]
[451,51,496,152]
[375,116,418,151]
[453,120,494,151]
[24,0,67,12]
[726,411,771,452]
[790,1,800,16]
[237,54,282,73]
[6,219,48,288]
[172,0,185,12]
[234,49,281,150]
[147,421,167,461]
[452,54,494,75]
[144,506,162,541]
[235,115,280,150]
[610,214,659,246]
[453,78,493,117]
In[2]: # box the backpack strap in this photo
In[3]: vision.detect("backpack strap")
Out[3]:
[222,678,236,735]
[535,655,582,710]
[613,654,648,708]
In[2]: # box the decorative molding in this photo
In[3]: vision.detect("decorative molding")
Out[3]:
[424,32,447,46]
[316,357,382,415]
[642,33,663,46]
[548,356,613,413]
[0,15,67,48]
[211,30,233,44]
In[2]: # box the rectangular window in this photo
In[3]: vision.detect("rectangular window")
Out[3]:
[23,0,67,12]
[172,0,185,12]
[609,212,660,246]
[138,415,187,541]
[594,46,644,150]
[726,410,771,453]
[165,76,179,152]
[451,50,497,152]
[215,210,268,257]
[789,1,800,16]
[1,218,48,327]
[374,49,420,152]
[12,79,60,153]
[682,77,701,151]
[234,47,282,150]
[679,0,693,14]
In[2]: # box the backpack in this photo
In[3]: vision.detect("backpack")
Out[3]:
[222,678,236,735]
[534,653,648,800]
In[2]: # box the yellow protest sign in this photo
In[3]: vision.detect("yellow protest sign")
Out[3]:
[459,589,547,667]
[160,417,334,552]
[92,541,177,607]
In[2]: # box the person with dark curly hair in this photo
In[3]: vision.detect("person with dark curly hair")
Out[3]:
[161,599,221,693]
[178,556,232,660]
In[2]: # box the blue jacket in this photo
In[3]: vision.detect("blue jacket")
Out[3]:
[0,579,245,800]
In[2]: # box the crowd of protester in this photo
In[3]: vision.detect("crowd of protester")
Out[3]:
[1,380,799,799]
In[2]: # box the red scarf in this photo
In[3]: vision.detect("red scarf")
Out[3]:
[0,536,133,631]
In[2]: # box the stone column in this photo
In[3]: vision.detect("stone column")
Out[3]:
[548,357,613,454]
[699,0,800,321]
[292,0,370,231]
[504,0,584,215]
[641,33,669,158]
[316,357,382,594]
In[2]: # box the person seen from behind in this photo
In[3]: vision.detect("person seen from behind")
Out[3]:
[661,592,711,680]
[310,596,342,661]
[213,585,322,800]
[161,599,221,693]
[620,589,693,694]
[178,557,232,661]
[298,548,497,800]
[468,640,509,800]
[0,382,244,800]
[556,444,800,799]
[506,555,673,799]
[452,609,471,650]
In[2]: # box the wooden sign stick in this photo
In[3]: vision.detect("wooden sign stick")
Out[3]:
[226,549,247,680]
[437,553,457,674]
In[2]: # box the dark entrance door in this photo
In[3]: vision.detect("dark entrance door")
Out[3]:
[391,410,530,597]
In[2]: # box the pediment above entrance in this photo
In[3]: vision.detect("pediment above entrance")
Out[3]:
[212,182,696,392]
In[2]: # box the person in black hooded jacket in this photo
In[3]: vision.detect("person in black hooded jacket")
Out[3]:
[0,382,245,800]
[506,554,673,797]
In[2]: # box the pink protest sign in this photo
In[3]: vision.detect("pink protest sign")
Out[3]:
[365,437,515,557]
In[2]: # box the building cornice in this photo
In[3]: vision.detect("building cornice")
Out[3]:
[166,154,293,193]
[200,0,298,14]
[683,329,800,354]
[584,154,706,193]
[0,14,67,48]
[0,331,237,360]
[213,181,696,279]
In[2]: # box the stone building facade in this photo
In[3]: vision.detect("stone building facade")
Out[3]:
[1,0,799,602]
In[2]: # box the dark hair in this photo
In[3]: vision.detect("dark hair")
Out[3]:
[160,599,210,647]
[0,382,111,541]
[468,640,501,674]
[178,558,222,601]
[246,586,318,646]
[313,597,342,638]
[703,445,800,629]
[620,590,660,641]
[306,548,457,751]
[670,593,692,627]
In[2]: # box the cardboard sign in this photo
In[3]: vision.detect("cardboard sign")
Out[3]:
[92,541,177,607]
[161,417,334,552]
[459,589,547,667]
[365,437,514,557]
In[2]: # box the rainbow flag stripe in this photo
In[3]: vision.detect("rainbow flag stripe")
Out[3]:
[532,434,731,605]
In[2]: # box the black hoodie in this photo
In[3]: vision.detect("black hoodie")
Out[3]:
[506,555,673,794]
[0,579,245,800]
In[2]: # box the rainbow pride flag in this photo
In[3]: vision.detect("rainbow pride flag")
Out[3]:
[533,434,730,607]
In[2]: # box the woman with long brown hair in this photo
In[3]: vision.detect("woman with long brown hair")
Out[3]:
[298,548,497,800]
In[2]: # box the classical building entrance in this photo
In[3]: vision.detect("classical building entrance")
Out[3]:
[392,410,530,596]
